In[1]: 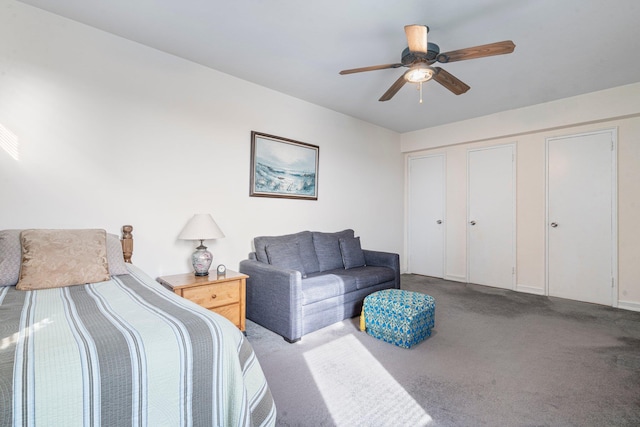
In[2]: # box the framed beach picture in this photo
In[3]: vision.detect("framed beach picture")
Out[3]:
[250,131,319,200]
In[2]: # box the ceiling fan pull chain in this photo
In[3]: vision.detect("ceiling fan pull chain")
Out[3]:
[419,81,423,104]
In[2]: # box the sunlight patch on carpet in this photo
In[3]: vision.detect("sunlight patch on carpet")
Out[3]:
[303,334,433,426]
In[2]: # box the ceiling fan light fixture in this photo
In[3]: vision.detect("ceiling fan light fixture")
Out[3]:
[405,65,435,83]
[339,23,514,102]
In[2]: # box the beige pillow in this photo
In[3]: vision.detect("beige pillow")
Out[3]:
[17,229,110,290]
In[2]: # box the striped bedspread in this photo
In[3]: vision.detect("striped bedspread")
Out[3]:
[0,264,276,427]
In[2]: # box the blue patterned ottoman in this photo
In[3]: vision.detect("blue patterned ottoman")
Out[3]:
[360,289,435,349]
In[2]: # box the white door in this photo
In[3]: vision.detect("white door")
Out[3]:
[467,145,515,289]
[408,154,445,277]
[547,130,616,305]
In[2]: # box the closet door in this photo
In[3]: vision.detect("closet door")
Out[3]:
[547,130,616,305]
[408,154,445,277]
[467,145,515,289]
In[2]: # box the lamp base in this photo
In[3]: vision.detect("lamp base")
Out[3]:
[191,242,213,276]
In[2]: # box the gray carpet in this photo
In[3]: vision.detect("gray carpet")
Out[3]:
[246,275,640,426]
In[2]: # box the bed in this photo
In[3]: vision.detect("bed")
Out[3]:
[0,226,276,426]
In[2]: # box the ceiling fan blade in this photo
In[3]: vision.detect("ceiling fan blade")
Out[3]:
[339,63,403,75]
[405,24,428,54]
[379,72,409,102]
[432,67,470,95]
[438,40,515,63]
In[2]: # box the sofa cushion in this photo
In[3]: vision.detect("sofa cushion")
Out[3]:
[312,229,354,272]
[254,231,320,274]
[333,266,396,290]
[265,242,306,277]
[339,236,366,269]
[301,272,358,305]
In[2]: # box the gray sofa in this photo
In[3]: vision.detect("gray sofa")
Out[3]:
[239,229,400,343]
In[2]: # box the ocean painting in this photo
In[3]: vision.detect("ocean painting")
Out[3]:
[250,132,319,200]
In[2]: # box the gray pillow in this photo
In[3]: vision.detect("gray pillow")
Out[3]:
[106,233,129,275]
[265,242,307,277]
[0,230,21,286]
[339,236,366,269]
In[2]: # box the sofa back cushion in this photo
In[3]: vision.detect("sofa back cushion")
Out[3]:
[265,242,307,277]
[312,229,355,272]
[254,231,320,274]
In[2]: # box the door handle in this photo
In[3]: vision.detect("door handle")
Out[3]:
[436,220,442,224]
[470,220,476,226]
[550,222,558,228]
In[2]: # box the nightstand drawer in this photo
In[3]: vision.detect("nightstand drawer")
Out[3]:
[213,303,241,326]
[182,281,240,309]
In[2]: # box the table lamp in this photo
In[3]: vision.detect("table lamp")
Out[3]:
[178,214,225,276]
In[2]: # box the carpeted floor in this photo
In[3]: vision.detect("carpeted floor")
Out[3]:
[246,274,640,426]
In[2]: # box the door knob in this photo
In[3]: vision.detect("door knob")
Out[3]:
[436,220,442,224]
[550,222,558,228]
[470,220,476,226]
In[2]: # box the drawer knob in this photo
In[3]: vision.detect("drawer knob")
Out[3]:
[211,294,217,299]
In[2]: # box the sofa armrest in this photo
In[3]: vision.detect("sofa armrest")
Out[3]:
[239,259,304,342]
[363,249,401,289]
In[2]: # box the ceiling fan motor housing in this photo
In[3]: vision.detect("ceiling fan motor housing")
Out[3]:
[401,42,440,64]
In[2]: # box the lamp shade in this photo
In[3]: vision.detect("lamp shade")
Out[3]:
[178,214,225,241]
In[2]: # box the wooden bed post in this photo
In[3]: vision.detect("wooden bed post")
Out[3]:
[122,225,133,263]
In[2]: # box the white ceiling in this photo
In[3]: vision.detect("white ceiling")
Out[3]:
[17,0,640,133]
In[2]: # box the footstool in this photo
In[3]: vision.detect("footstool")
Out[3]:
[360,289,435,349]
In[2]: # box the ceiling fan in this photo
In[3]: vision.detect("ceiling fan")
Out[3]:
[339,25,515,103]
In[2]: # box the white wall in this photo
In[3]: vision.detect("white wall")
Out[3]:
[402,86,640,310]
[0,0,404,277]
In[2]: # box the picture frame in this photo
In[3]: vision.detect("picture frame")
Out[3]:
[250,131,319,200]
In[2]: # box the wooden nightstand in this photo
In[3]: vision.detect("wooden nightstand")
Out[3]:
[157,270,248,332]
